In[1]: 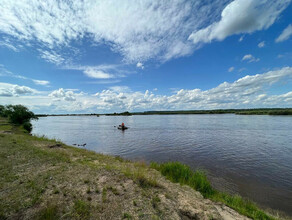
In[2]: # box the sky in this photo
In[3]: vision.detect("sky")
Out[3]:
[0,0,292,114]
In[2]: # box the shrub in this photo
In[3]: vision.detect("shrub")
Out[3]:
[0,105,37,133]
[4,105,38,124]
[23,122,33,133]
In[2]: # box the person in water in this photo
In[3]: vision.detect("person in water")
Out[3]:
[118,122,127,130]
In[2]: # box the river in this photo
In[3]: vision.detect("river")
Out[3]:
[32,114,292,215]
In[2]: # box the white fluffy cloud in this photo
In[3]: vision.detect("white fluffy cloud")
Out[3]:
[0,0,200,62]
[75,67,292,111]
[0,0,290,64]
[1,67,292,113]
[188,0,290,46]
[0,82,36,97]
[275,24,292,43]
[242,54,260,63]
[6,0,288,64]
[49,88,76,101]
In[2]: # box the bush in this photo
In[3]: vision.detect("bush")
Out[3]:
[23,122,33,133]
[1,105,38,125]
[0,105,38,133]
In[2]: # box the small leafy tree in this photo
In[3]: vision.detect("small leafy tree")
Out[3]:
[5,105,38,124]
[1,105,38,132]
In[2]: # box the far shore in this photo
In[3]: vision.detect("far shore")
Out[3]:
[36,108,292,117]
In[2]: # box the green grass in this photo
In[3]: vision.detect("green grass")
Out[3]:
[102,187,107,203]
[136,173,159,189]
[0,124,12,131]
[151,162,275,220]
[123,166,159,189]
[37,204,58,220]
[73,200,91,219]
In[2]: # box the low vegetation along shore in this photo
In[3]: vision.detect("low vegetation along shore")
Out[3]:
[35,108,292,117]
[0,113,287,219]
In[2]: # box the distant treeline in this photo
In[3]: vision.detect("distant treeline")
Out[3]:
[37,108,292,117]
[104,111,132,116]
[235,109,292,115]
[36,113,100,117]
[137,108,292,115]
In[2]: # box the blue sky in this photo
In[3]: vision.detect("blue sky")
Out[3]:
[0,0,292,113]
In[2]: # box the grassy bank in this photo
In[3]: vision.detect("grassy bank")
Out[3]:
[0,117,284,219]
[0,117,165,219]
[150,162,277,220]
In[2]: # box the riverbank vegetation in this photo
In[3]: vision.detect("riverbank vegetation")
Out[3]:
[0,115,286,219]
[0,104,38,132]
[151,162,277,220]
[133,108,292,116]
[35,108,292,117]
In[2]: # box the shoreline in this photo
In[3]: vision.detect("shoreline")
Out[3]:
[35,108,292,117]
[0,118,288,219]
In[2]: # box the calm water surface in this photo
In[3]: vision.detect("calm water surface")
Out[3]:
[32,114,292,215]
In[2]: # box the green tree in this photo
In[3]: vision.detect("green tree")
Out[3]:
[4,105,38,124]
[1,105,38,132]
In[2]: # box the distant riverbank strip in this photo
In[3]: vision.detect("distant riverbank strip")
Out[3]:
[36,108,292,117]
